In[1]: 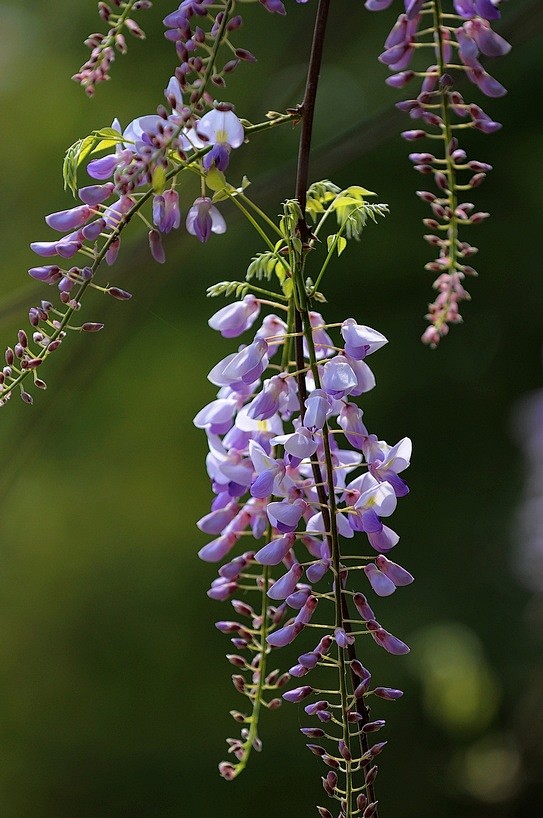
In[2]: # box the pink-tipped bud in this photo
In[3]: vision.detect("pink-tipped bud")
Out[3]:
[226,15,243,30]
[401,129,425,141]
[470,211,490,224]
[434,172,449,191]
[234,48,256,62]
[338,740,352,761]
[218,761,236,780]
[125,18,145,38]
[82,322,104,332]
[107,287,132,300]
[469,173,486,188]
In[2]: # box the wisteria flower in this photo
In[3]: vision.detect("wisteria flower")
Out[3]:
[153,189,181,233]
[208,295,261,338]
[186,197,226,242]
[190,104,244,171]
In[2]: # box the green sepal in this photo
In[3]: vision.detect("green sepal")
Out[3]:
[207,167,228,193]
[152,165,167,195]
[281,278,293,298]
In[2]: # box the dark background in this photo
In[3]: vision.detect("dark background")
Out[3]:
[0,1,542,815]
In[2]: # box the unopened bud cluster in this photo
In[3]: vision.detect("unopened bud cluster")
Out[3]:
[73,0,153,96]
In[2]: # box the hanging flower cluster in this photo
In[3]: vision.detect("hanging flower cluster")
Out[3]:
[73,0,153,96]
[0,2,298,408]
[194,185,413,812]
[367,0,511,345]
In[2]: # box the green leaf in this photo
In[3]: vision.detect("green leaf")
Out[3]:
[336,236,347,256]
[346,185,376,198]
[330,196,360,210]
[152,165,166,195]
[291,236,303,256]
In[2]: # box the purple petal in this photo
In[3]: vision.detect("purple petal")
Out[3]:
[286,587,311,609]
[384,14,408,49]
[353,593,376,621]
[334,627,355,648]
[198,533,237,562]
[370,627,410,655]
[28,265,61,284]
[283,428,318,459]
[295,595,318,625]
[321,357,358,399]
[207,579,236,601]
[298,651,319,670]
[367,524,400,553]
[209,295,260,338]
[472,23,511,57]
[45,205,92,232]
[78,183,114,206]
[267,622,303,647]
[365,0,394,9]
[197,503,238,535]
[474,0,501,20]
[250,470,275,499]
[364,563,397,597]
[374,687,404,700]
[267,499,307,533]
[282,685,313,703]
[254,532,295,565]
[306,559,330,584]
[473,68,507,98]
[268,563,304,600]
[375,555,414,586]
[86,153,121,180]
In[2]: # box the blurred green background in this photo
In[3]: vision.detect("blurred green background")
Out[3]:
[0,1,542,815]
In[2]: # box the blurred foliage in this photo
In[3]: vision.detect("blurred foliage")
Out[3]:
[0,0,542,815]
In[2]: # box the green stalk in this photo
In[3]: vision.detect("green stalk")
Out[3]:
[230,297,295,777]
[432,0,460,330]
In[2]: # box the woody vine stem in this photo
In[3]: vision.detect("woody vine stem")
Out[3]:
[293,1,378,813]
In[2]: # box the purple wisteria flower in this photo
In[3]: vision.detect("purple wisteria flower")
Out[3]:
[186,197,227,242]
[153,190,181,233]
[208,295,261,338]
[189,104,244,172]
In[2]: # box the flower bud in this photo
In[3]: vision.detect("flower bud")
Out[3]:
[107,287,132,300]
[82,323,105,333]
